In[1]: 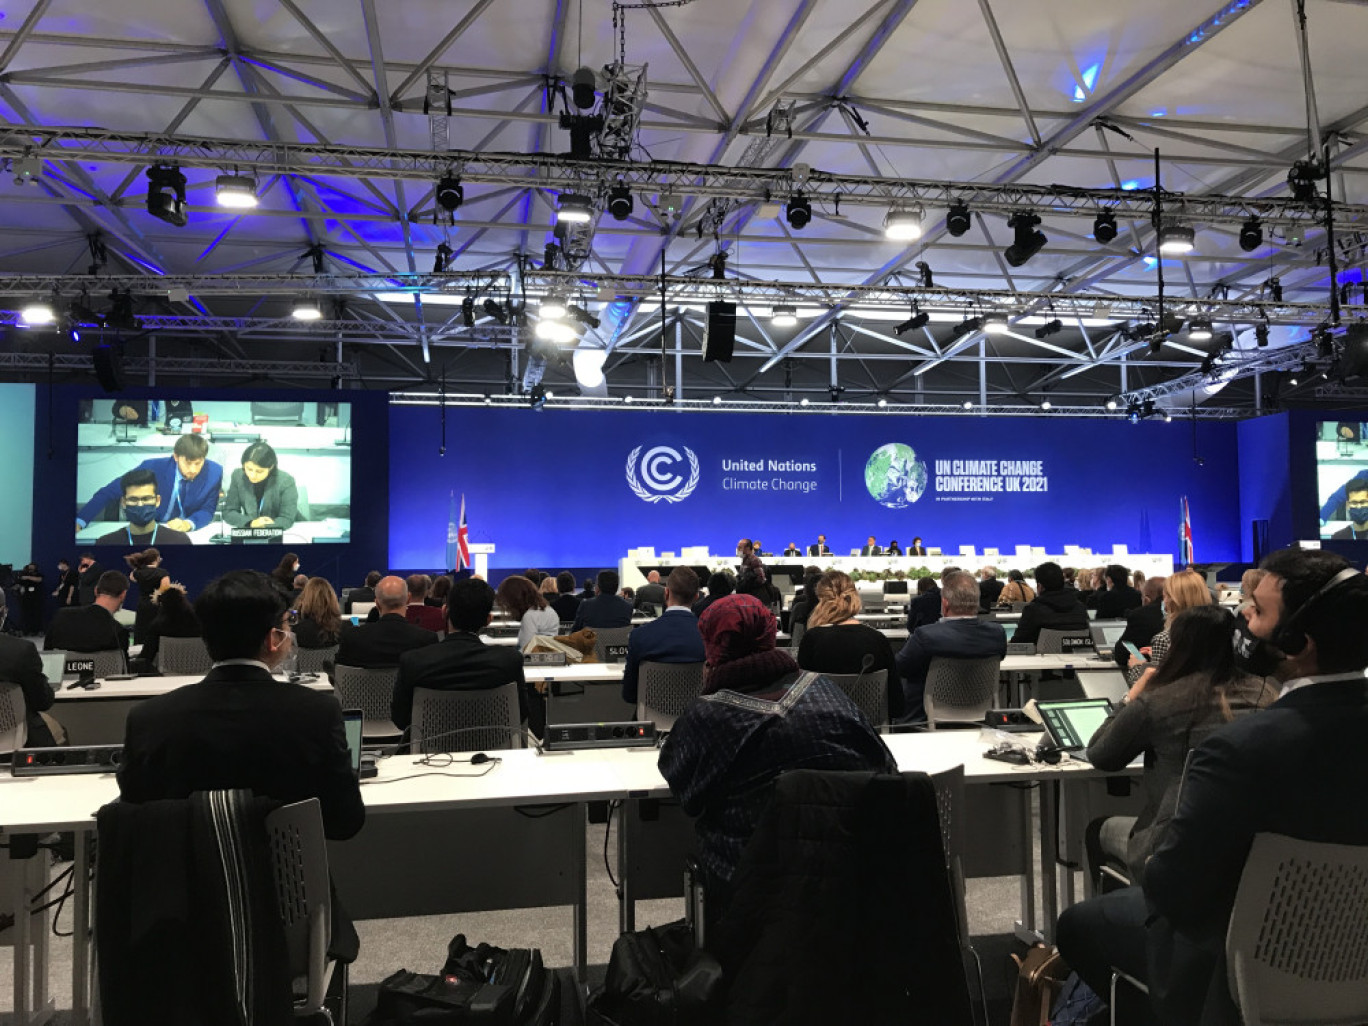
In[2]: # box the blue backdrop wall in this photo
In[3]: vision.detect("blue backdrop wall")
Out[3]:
[1237,412,1293,562]
[388,406,1243,569]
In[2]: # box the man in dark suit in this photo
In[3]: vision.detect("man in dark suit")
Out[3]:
[337,575,439,668]
[895,571,1006,722]
[860,536,883,557]
[808,534,831,558]
[573,570,634,630]
[392,577,544,737]
[1059,548,1368,1026]
[45,570,129,659]
[344,570,382,613]
[783,543,801,557]
[117,569,364,961]
[1013,562,1090,646]
[978,567,1005,610]
[1089,564,1143,619]
[1112,575,1166,669]
[0,623,58,746]
[75,553,104,606]
[906,576,943,631]
[550,571,581,623]
[77,434,223,534]
[403,574,447,633]
[621,567,706,705]
[633,570,667,615]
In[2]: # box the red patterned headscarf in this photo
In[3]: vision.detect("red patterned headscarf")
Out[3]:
[698,593,796,694]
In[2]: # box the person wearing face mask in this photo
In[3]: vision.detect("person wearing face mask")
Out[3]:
[1122,570,1211,687]
[221,441,300,532]
[77,433,222,535]
[94,471,193,547]
[1329,473,1368,539]
[117,569,365,956]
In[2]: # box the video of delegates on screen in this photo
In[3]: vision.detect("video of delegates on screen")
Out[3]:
[75,399,351,546]
[1317,419,1368,541]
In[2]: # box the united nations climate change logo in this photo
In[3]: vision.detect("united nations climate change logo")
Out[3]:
[865,442,928,508]
[626,445,700,504]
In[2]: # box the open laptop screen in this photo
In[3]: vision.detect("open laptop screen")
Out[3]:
[342,709,363,775]
[39,650,68,682]
[1036,698,1113,751]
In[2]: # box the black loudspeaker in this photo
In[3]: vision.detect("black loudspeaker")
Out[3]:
[1251,519,1270,565]
[92,345,124,393]
[703,301,736,363]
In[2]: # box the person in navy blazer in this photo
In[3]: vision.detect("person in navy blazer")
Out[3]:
[894,570,1006,722]
[621,567,706,704]
[77,434,223,533]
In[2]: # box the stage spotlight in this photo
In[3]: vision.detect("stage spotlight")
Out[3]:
[1040,400,1053,411]
[1004,212,1046,267]
[799,397,810,407]
[962,400,974,410]
[540,292,568,320]
[106,290,139,332]
[946,201,971,237]
[1316,326,1334,357]
[607,184,634,221]
[146,166,188,227]
[557,193,594,224]
[567,304,600,329]
[1200,353,1217,375]
[20,300,55,326]
[529,384,548,410]
[570,66,597,109]
[1093,210,1118,244]
[708,251,727,280]
[771,304,797,328]
[214,173,258,209]
[1239,217,1262,252]
[876,397,888,408]
[1126,402,1141,424]
[894,306,929,336]
[713,395,722,405]
[291,297,322,322]
[1035,319,1063,339]
[915,260,933,288]
[433,242,453,273]
[1287,159,1321,203]
[982,313,1009,335]
[1255,323,1269,347]
[483,299,508,325]
[1142,400,1155,418]
[1163,412,1173,423]
[785,194,812,229]
[534,318,576,344]
[435,175,464,213]
[1188,318,1213,341]
[1105,399,1118,411]
[461,296,475,327]
[954,316,982,335]
[1157,223,1195,255]
[883,206,923,241]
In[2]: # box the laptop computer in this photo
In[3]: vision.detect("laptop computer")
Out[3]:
[39,649,68,682]
[1089,622,1127,658]
[1002,622,1017,642]
[1035,698,1114,754]
[342,709,364,777]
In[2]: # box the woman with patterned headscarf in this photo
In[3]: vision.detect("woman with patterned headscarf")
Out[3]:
[658,593,894,908]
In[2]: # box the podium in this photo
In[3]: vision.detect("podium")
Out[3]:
[467,542,495,579]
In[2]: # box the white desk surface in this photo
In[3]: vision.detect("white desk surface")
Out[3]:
[524,662,625,684]
[75,518,351,544]
[359,750,628,812]
[523,653,1095,682]
[53,673,333,702]
[0,772,119,832]
[78,423,345,450]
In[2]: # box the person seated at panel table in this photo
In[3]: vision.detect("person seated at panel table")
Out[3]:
[117,569,365,964]
[659,594,896,918]
[860,536,883,557]
[294,577,346,649]
[783,542,802,557]
[907,536,928,557]
[1329,473,1368,540]
[1089,564,1144,619]
[45,569,130,664]
[337,575,439,669]
[92,469,195,548]
[391,576,544,738]
[807,534,832,558]
[573,570,634,631]
[797,570,903,723]
[885,539,903,557]
[137,580,201,669]
[1011,562,1088,647]
[549,571,583,623]
[221,440,299,532]
[894,570,1007,724]
[1113,575,1166,670]
[1124,570,1212,687]
[496,574,560,649]
[77,433,223,535]
[622,566,707,705]
[344,570,381,614]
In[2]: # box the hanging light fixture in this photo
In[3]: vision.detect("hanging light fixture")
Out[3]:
[883,206,923,241]
[214,173,258,209]
[556,193,593,224]
[771,304,798,327]
[1157,223,1196,255]
[291,298,323,322]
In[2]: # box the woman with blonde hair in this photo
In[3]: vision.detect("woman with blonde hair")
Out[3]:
[1124,569,1212,686]
[294,577,344,648]
[538,575,559,599]
[496,573,560,648]
[796,570,903,721]
[1239,568,1267,610]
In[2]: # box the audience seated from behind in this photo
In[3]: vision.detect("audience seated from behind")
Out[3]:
[391,577,544,738]
[337,575,438,668]
[620,587,635,602]
[293,577,345,649]
[658,594,896,917]
[978,566,1004,610]
[116,568,365,962]
[691,571,734,619]
[537,575,559,608]
[0,592,57,746]
[905,574,944,631]
[403,574,447,633]
[1011,562,1089,646]
[45,570,130,656]
[572,570,634,631]
[1089,564,1143,619]
[125,548,169,645]
[1058,548,1368,1026]
[1062,567,1078,591]
[1123,570,1211,686]
[996,569,1035,606]
[621,566,706,705]
[634,570,667,615]
[894,570,1007,724]
[1113,575,1167,670]
[796,570,903,722]
[138,581,201,668]
[344,570,381,613]
[428,574,452,608]
[549,571,582,623]
[495,574,561,649]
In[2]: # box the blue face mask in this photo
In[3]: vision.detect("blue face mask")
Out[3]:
[125,504,159,527]
[1349,506,1368,526]
[1160,600,1168,617]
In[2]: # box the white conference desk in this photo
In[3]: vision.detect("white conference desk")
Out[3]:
[74,518,351,545]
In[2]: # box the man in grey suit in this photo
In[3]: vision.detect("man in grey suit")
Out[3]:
[894,571,1006,723]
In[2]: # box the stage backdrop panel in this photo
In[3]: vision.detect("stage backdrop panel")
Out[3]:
[0,383,36,567]
[388,407,1242,569]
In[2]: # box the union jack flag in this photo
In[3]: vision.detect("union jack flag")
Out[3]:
[446,493,470,571]
[1180,496,1195,566]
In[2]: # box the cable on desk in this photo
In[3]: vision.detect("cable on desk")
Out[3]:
[604,800,620,892]
[513,803,573,819]
[364,765,500,785]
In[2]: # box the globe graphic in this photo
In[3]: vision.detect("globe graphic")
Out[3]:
[865,442,928,508]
